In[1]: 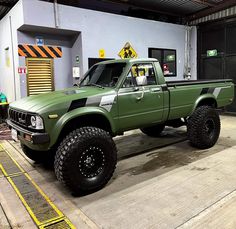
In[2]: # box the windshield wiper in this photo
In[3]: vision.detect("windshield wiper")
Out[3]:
[86,83,104,89]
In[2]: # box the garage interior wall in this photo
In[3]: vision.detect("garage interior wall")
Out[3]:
[0,0,197,101]
[0,0,24,102]
[17,30,81,97]
[22,0,197,79]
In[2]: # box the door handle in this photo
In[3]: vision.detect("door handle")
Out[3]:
[151,88,161,93]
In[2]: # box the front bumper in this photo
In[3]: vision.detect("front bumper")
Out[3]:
[7,119,50,144]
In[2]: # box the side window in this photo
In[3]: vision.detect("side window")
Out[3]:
[122,63,156,88]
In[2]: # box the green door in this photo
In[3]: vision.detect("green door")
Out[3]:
[117,63,164,131]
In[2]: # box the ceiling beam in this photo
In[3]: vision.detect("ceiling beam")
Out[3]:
[0,2,15,7]
[101,0,182,17]
[189,0,236,21]
[191,0,217,7]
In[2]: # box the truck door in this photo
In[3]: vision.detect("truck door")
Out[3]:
[117,63,164,130]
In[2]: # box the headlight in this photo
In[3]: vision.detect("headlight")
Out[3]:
[30,115,44,130]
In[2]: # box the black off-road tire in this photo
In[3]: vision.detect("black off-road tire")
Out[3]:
[54,127,117,194]
[21,144,54,164]
[140,124,165,137]
[187,106,221,149]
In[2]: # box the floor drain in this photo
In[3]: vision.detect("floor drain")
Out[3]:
[40,219,73,229]
[0,144,75,229]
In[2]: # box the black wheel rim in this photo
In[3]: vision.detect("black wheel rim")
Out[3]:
[78,146,105,178]
[204,118,215,139]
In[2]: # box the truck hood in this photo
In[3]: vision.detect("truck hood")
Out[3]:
[10,87,115,114]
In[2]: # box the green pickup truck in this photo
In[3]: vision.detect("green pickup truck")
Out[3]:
[7,58,234,194]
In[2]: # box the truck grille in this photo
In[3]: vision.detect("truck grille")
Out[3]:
[8,108,30,128]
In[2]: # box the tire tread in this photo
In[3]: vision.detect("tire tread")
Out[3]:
[54,127,117,194]
[187,106,221,149]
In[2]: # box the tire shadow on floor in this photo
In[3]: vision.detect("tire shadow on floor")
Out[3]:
[10,127,236,200]
[75,134,235,201]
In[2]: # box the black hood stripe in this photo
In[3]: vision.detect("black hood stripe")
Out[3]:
[67,96,102,112]
[68,98,87,112]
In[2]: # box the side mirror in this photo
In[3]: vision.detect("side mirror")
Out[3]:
[136,75,147,86]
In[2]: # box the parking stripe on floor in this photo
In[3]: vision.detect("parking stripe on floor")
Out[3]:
[0,143,75,229]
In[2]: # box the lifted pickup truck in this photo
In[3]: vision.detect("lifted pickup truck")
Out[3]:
[7,58,234,194]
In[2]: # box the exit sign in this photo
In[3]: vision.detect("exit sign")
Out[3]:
[166,54,175,62]
[18,67,27,74]
[207,49,218,57]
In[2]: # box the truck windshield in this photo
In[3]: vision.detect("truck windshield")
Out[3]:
[80,63,126,88]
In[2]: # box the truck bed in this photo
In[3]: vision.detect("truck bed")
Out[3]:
[166,79,234,121]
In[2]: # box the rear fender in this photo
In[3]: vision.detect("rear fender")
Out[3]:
[191,94,217,115]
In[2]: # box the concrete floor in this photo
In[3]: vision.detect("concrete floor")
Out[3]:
[0,115,236,228]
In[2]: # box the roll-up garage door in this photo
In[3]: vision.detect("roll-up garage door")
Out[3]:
[198,22,236,113]
[26,58,54,96]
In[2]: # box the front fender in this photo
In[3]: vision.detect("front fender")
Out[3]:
[191,94,217,115]
[49,107,116,147]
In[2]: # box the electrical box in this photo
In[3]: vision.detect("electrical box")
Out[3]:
[73,67,80,78]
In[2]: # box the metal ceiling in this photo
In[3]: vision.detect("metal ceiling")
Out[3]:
[45,0,236,23]
[107,0,221,15]
[0,0,18,20]
[0,0,236,24]
[103,0,236,19]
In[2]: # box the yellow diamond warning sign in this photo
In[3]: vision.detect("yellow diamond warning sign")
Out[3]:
[118,42,138,59]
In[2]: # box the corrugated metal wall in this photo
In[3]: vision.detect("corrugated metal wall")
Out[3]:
[191,6,236,25]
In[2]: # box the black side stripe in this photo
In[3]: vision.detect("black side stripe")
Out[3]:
[200,88,209,95]
[68,98,87,112]
[208,87,215,94]
[200,87,216,95]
